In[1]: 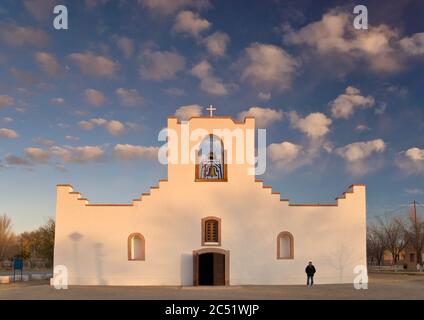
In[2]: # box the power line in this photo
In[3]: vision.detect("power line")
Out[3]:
[368,201,424,222]
[367,203,413,221]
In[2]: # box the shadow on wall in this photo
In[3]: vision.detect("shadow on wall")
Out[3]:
[325,242,362,282]
[69,232,83,282]
[181,253,193,286]
[94,242,108,285]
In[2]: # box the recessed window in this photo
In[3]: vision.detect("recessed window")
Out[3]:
[277,232,294,259]
[128,233,145,261]
[202,217,221,246]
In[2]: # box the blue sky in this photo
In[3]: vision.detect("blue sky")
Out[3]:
[1,0,424,233]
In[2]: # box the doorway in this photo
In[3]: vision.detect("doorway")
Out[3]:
[193,248,229,286]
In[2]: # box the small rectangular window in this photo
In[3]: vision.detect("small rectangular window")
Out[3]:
[202,217,221,246]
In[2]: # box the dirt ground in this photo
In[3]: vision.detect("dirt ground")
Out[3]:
[0,272,423,300]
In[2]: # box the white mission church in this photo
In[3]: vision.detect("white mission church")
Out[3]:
[53,110,367,286]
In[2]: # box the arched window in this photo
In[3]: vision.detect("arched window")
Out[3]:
[128,233,145,261]
[196,135,226,181]
[277,232,294,259]
[202,217,221,246]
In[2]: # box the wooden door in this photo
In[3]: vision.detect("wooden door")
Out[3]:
[213,253,225,285]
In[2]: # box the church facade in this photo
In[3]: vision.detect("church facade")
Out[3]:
[53,115,367,286]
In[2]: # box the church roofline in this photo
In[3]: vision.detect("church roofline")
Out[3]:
[56,182,365,208]
[254,180,366,207]
[167,115,255,124]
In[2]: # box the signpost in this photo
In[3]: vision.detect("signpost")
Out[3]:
[13,258,23,282]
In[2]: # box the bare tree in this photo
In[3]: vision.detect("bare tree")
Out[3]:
[0,214,15,261]
[377,214,408,265]
[367,225,386,266]
[404,201,424,265]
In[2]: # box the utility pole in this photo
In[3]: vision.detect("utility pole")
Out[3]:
[414,200,417,224]
[413,200,422,265]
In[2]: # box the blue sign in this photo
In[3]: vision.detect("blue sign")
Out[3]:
[13,258,23,270]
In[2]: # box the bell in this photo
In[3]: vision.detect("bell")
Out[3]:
[207,165,218,177]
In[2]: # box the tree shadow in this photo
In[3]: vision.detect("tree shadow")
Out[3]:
[69,232,83,282]
[93,242,108,285]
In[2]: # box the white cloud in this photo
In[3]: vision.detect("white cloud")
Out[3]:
[1,25,49,47]
[65,135,79,142]
[191,59,210,78]
[24,0,58,21]
[267,141,302,166]
[85,0,109,10]
[283,10,403,73]
[267,137,333,173]
[329,86,375,119]
[405,147,424,161]
[289,112,332,139]
[375,102,387,115]
[1,117,13,123]
[35,52,60,76]
[126,122,142,131]
[78,120,94,130]
[385,84,408,97]
[34,137,55,146]
[173,10,211,38]
[0,128,19,139]
[25,147,50,163]
[105,120,125,136]
[116,36,134,58]
[175,104,202,120]
[137,0,209,15]
[164,88,185,96]
[116,88,143,107]
[139,49,185,81]
[5,155,31,166]
[336,139,386,162]
[400,32,424,55]
[84,89,106,106]
[336,139,386,175]
[355,124,370,132]
[238,107,283,128]
[238,43,298,93]
[114,144,159,161]
[79,118,125,136]
[51,97,65,105]
[190,60,230,96]
[10,68,39,87]
[203,31,230,57]
[405,188,424,196]
[69,52,118,76]
[258,92,271,101]
[397,147,424,174]
[0,95,15,109]
[51,145,105,163]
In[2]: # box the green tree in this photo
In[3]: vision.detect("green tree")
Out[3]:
[16,218,55,268]
[37,218,55,267]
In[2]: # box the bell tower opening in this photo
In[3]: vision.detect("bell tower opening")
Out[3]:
[196,134,226,181]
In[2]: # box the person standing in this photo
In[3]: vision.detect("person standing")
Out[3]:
[305,261,316,286]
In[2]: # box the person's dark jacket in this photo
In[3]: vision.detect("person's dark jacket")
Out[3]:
[305,265,316,276]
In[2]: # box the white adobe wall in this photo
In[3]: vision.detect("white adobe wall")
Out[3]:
[53,117,367,286]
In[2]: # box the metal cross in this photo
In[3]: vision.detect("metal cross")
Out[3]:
[206,104,216,117]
